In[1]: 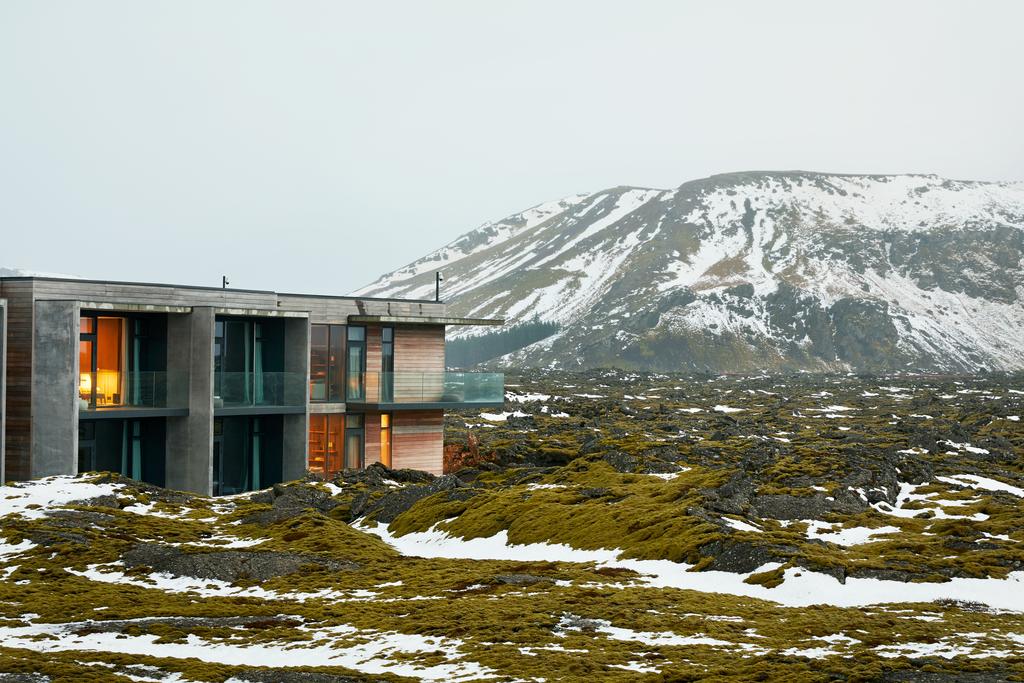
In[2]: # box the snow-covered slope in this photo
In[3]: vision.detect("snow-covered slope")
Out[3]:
[354,171,1024,372]
[0,266,79,279]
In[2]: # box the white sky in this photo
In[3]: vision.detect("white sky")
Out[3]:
[1,1,1022,294]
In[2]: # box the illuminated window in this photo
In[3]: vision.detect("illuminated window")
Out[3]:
[380,414,392,467]
[308,414,345,476]
[79,315,125,407]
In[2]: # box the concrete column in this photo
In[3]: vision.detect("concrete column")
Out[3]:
[165,307,215,495]
[281,316,309,481]
[31,300,79,478]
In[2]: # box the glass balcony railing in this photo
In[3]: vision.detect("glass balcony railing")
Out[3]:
[78,371,189,411]
[348,372,504,406]
[214,372,307,408]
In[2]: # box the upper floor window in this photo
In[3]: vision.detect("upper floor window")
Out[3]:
[346,326,366,401]
[309,324,345,402]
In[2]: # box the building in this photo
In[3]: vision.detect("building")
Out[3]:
[0,276,503,495]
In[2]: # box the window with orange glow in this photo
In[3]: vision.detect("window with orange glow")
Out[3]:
[78,339,93,403]
[307,414,345,477]
[95,317,125,405]
[380,414,392,467]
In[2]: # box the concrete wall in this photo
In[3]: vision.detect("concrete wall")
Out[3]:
[30,300,79,478]
[164,307,215,495]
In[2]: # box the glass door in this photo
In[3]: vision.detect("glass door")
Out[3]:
[77,421,96,471]
[344,414,364,469]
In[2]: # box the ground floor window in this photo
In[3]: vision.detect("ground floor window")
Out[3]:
[78,418,166,486]
[308,413,365,477]
[213,415,283,495]
[380,413,392,467]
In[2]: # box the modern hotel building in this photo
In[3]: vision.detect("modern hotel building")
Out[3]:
[0,276,502,495]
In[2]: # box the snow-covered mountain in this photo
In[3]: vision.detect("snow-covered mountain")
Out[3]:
[354,171,1024,372]
[0,267,79,279]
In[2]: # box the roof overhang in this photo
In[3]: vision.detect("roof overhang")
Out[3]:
[347,315,504,326]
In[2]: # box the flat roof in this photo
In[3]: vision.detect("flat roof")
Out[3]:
[348,315,504,326]
[0,275,441,305]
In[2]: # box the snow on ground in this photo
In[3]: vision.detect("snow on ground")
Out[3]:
[937,474,1024,498]
[722,517,763,534]
[505,391,551,403]
[362,522,1024,610]
[713,404,744,413]
[66,563,437,605]
[0,621,493,682]
[873,482,989,521]
[556,615,741,650]
[0,476,124,520]
[478,411,529,422]
[803,521,901,546]
[0,538,35,559]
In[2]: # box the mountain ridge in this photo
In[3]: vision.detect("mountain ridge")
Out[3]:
[363,170,1024,373]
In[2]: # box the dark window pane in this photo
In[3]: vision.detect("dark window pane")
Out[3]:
[347,326,364,342]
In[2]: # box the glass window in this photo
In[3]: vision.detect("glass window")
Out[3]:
[328,325,345,402]
[78,339,94,404]
[346,327,366,401]
[310,324,347,403]
[380,413,392,468]
[344,414,364,470]
[308,414,327,474]
[310,325,328,401]
[308,414,345,476]
[80,317,95,334]
[327,415,344,473]
[381,327,394,402]
[95,317,125,406]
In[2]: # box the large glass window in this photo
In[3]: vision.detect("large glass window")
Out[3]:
[213,416,283,495]
[214,318,285,407]
[346,326,366,401]
[77,418,166,487]
[79,315,125,407]
[308,413,347,476]
[309,324,346,403]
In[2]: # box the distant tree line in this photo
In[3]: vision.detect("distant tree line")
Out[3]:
[446,318,559,368]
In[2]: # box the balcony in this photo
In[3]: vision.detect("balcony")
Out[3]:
[345,372,505,410]
[78,371,189,417]
[214,371,307,414]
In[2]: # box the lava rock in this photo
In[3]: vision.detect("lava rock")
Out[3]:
[122,543,357,582]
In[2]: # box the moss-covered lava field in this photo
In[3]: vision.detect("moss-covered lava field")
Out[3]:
[1,372,1023,682]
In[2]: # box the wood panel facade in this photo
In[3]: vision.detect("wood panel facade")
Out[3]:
[391,410,444,475]
[0,281,35,482]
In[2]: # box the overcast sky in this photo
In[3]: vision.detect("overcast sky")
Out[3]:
[1,1,1022,294]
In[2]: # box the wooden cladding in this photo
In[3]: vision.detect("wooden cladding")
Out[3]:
[0,281,34,481]
[391,410,443,475]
